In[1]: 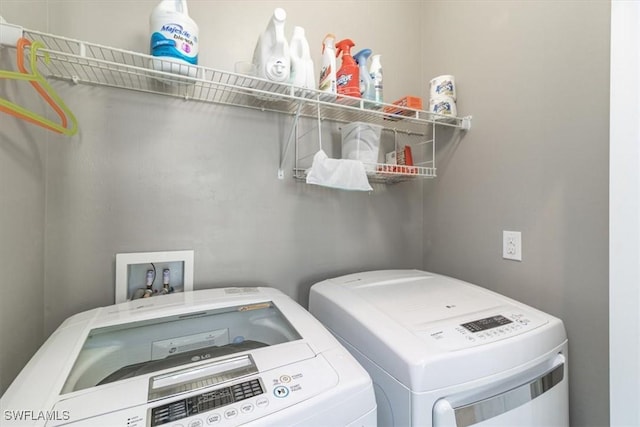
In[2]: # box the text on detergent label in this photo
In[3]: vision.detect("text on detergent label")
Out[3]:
[161,23,198,44]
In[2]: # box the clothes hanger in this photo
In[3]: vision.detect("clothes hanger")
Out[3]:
[16,38,69,129]
[0,37,78,135]
[0,41,63,131]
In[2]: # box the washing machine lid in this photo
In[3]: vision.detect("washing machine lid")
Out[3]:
[1,288,344,424]
[310,270,567,392]
[61,298,302,394]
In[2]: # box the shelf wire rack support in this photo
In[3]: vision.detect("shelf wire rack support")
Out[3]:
[279,101,304,179]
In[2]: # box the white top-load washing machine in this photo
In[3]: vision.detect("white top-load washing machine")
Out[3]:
[1,288,376,427]
[309,270,569,427]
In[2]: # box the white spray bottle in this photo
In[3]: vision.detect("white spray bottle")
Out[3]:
[318,34,337,94]
[289,26,315,89]
[252,8,290,82]
[370,54,383,105]
[354,48,374,101]
[149,0,199,77]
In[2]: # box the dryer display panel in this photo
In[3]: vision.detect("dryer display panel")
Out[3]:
[461,315,512,333]
[421,308,547,351]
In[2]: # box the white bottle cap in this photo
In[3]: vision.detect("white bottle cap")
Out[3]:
[274,8,286,22]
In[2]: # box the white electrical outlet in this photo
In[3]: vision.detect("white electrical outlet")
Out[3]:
[503,231,522,261]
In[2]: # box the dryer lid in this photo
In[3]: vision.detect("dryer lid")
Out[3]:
[328,270,503,329]
[310,270,566,391]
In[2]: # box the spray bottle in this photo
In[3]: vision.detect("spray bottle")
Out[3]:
[252,8,290,82]
[370,54,383,105]
[319,34,337,94]
[335,39,360,98]
[289,26,315,89]
[354,48,374,101]
[149,0,199,76]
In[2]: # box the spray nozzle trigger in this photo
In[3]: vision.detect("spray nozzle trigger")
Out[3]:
[354,48,372,65]
[322,33,336,54]
[335,38,355,58]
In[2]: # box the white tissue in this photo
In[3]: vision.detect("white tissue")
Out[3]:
[306,150,373,192]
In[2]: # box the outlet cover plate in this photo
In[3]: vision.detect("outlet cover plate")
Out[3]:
[503,231,522,261]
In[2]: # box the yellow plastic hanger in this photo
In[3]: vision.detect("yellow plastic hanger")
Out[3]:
[0,37,78,135]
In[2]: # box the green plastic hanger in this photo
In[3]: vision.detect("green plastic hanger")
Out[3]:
[0,37,78,135]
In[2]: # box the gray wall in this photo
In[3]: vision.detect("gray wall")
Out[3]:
[421,2,610,426]
[0,60,48,394]
[0,1,48,394]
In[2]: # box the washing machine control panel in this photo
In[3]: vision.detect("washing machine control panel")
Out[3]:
[423,309,547,350]
[150,378,265,426]
[144,357,336,427]
[49,355,339,427]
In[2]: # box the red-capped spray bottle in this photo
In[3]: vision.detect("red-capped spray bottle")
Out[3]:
[335,39,360,98]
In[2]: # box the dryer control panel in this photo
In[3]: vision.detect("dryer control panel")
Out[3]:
[422,309,547,351]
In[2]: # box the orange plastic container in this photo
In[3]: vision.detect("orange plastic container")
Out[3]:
[383,96,423,118]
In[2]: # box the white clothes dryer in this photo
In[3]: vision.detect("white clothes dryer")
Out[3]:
[1,287,376,427]
[309,270,569,427]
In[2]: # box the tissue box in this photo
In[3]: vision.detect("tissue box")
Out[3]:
[341,122,383,172]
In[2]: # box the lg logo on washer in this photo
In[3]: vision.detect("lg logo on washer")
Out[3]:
[190,353,212,362]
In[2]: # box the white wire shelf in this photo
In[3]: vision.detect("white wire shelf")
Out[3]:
[18,29,471,136]
[294,163,437,184]
[0,25,472,185]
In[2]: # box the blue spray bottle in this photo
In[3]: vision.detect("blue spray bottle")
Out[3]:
[353,49,375,101]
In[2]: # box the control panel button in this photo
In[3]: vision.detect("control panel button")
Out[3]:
[188,420,203,427]
[241,403,254,413]
[256,397,269,408]
[224,408,238,419]
[279,375,292,383]
[273,385,289,398]
[206,413,221,425]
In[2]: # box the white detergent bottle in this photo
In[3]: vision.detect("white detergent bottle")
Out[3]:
[318,34,337,94]
[149,0,199,77]
[289,26,315,89]
[252,8,290,82]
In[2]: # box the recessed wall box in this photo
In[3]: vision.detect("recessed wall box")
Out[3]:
[115,250,194,303]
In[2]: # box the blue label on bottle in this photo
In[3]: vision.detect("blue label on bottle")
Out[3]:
[150,31,197,65]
